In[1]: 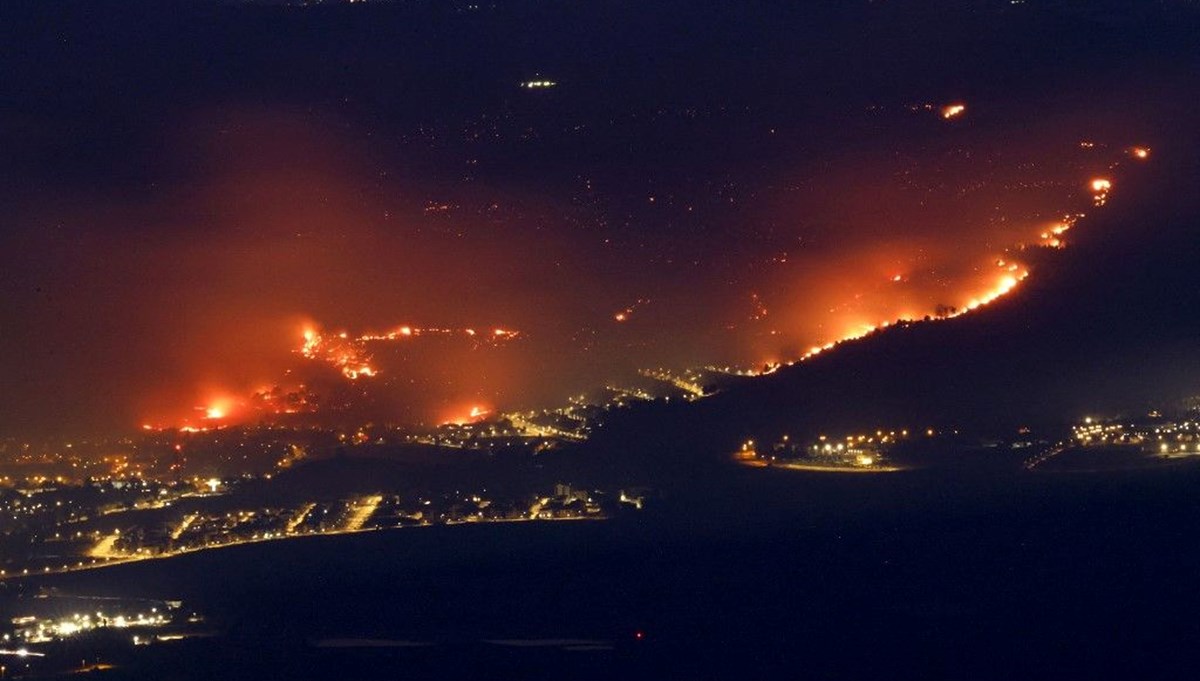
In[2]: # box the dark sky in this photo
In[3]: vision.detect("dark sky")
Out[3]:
[0,0,1197,436]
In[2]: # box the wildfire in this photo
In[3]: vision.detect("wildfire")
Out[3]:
[302,328,320,356]
[198,395,239,422]
[442,404,491,426]
[765,154,1148,375]
[736,248,1043,378]
[299,322,522,380]
[1033,215,1080,250]
[941,103,966,120]
[780,267,1031,369]
[613,298,650,323]
[145,135,1152,434]
[298,327,374,380]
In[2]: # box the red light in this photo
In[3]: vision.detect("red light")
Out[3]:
[634,630,645,640]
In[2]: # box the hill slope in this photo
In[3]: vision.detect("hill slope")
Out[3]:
[570,141,1200,483]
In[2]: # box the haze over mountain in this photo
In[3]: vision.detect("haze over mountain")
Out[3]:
[580,142,1200,481]
[1,0,1197,437]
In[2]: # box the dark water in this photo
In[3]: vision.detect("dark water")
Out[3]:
[14,463,1200,680]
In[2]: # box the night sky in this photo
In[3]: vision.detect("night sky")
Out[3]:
[1,0,1197,435]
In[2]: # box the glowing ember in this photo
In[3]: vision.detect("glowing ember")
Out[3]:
[941,103,966,119]
[613,298,650,323]
[748,292,769,321]
[1038,220,1072,249]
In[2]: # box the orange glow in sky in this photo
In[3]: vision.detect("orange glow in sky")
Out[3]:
[441,404,491,426]
[113,106,1149,432]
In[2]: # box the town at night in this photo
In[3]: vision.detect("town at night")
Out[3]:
[1,0,1199,678]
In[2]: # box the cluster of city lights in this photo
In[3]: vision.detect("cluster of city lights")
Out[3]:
[737,428,919,471]
[10,609,170,644]
[1073,415,1200,455]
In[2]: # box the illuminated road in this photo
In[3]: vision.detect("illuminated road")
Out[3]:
[0,648,46,658]
[342,495,382,532]
[87,532,124,560]
[2,513,605,583]
[505,413,586,441]
[526,497,551,518]
[169,513,199,541]
[639,369,706,399]
[744,460,904,474]
[1024,443,1068,470]
[286,503,317,534]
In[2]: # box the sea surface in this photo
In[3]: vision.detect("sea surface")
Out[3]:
[10,462,1200,679]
